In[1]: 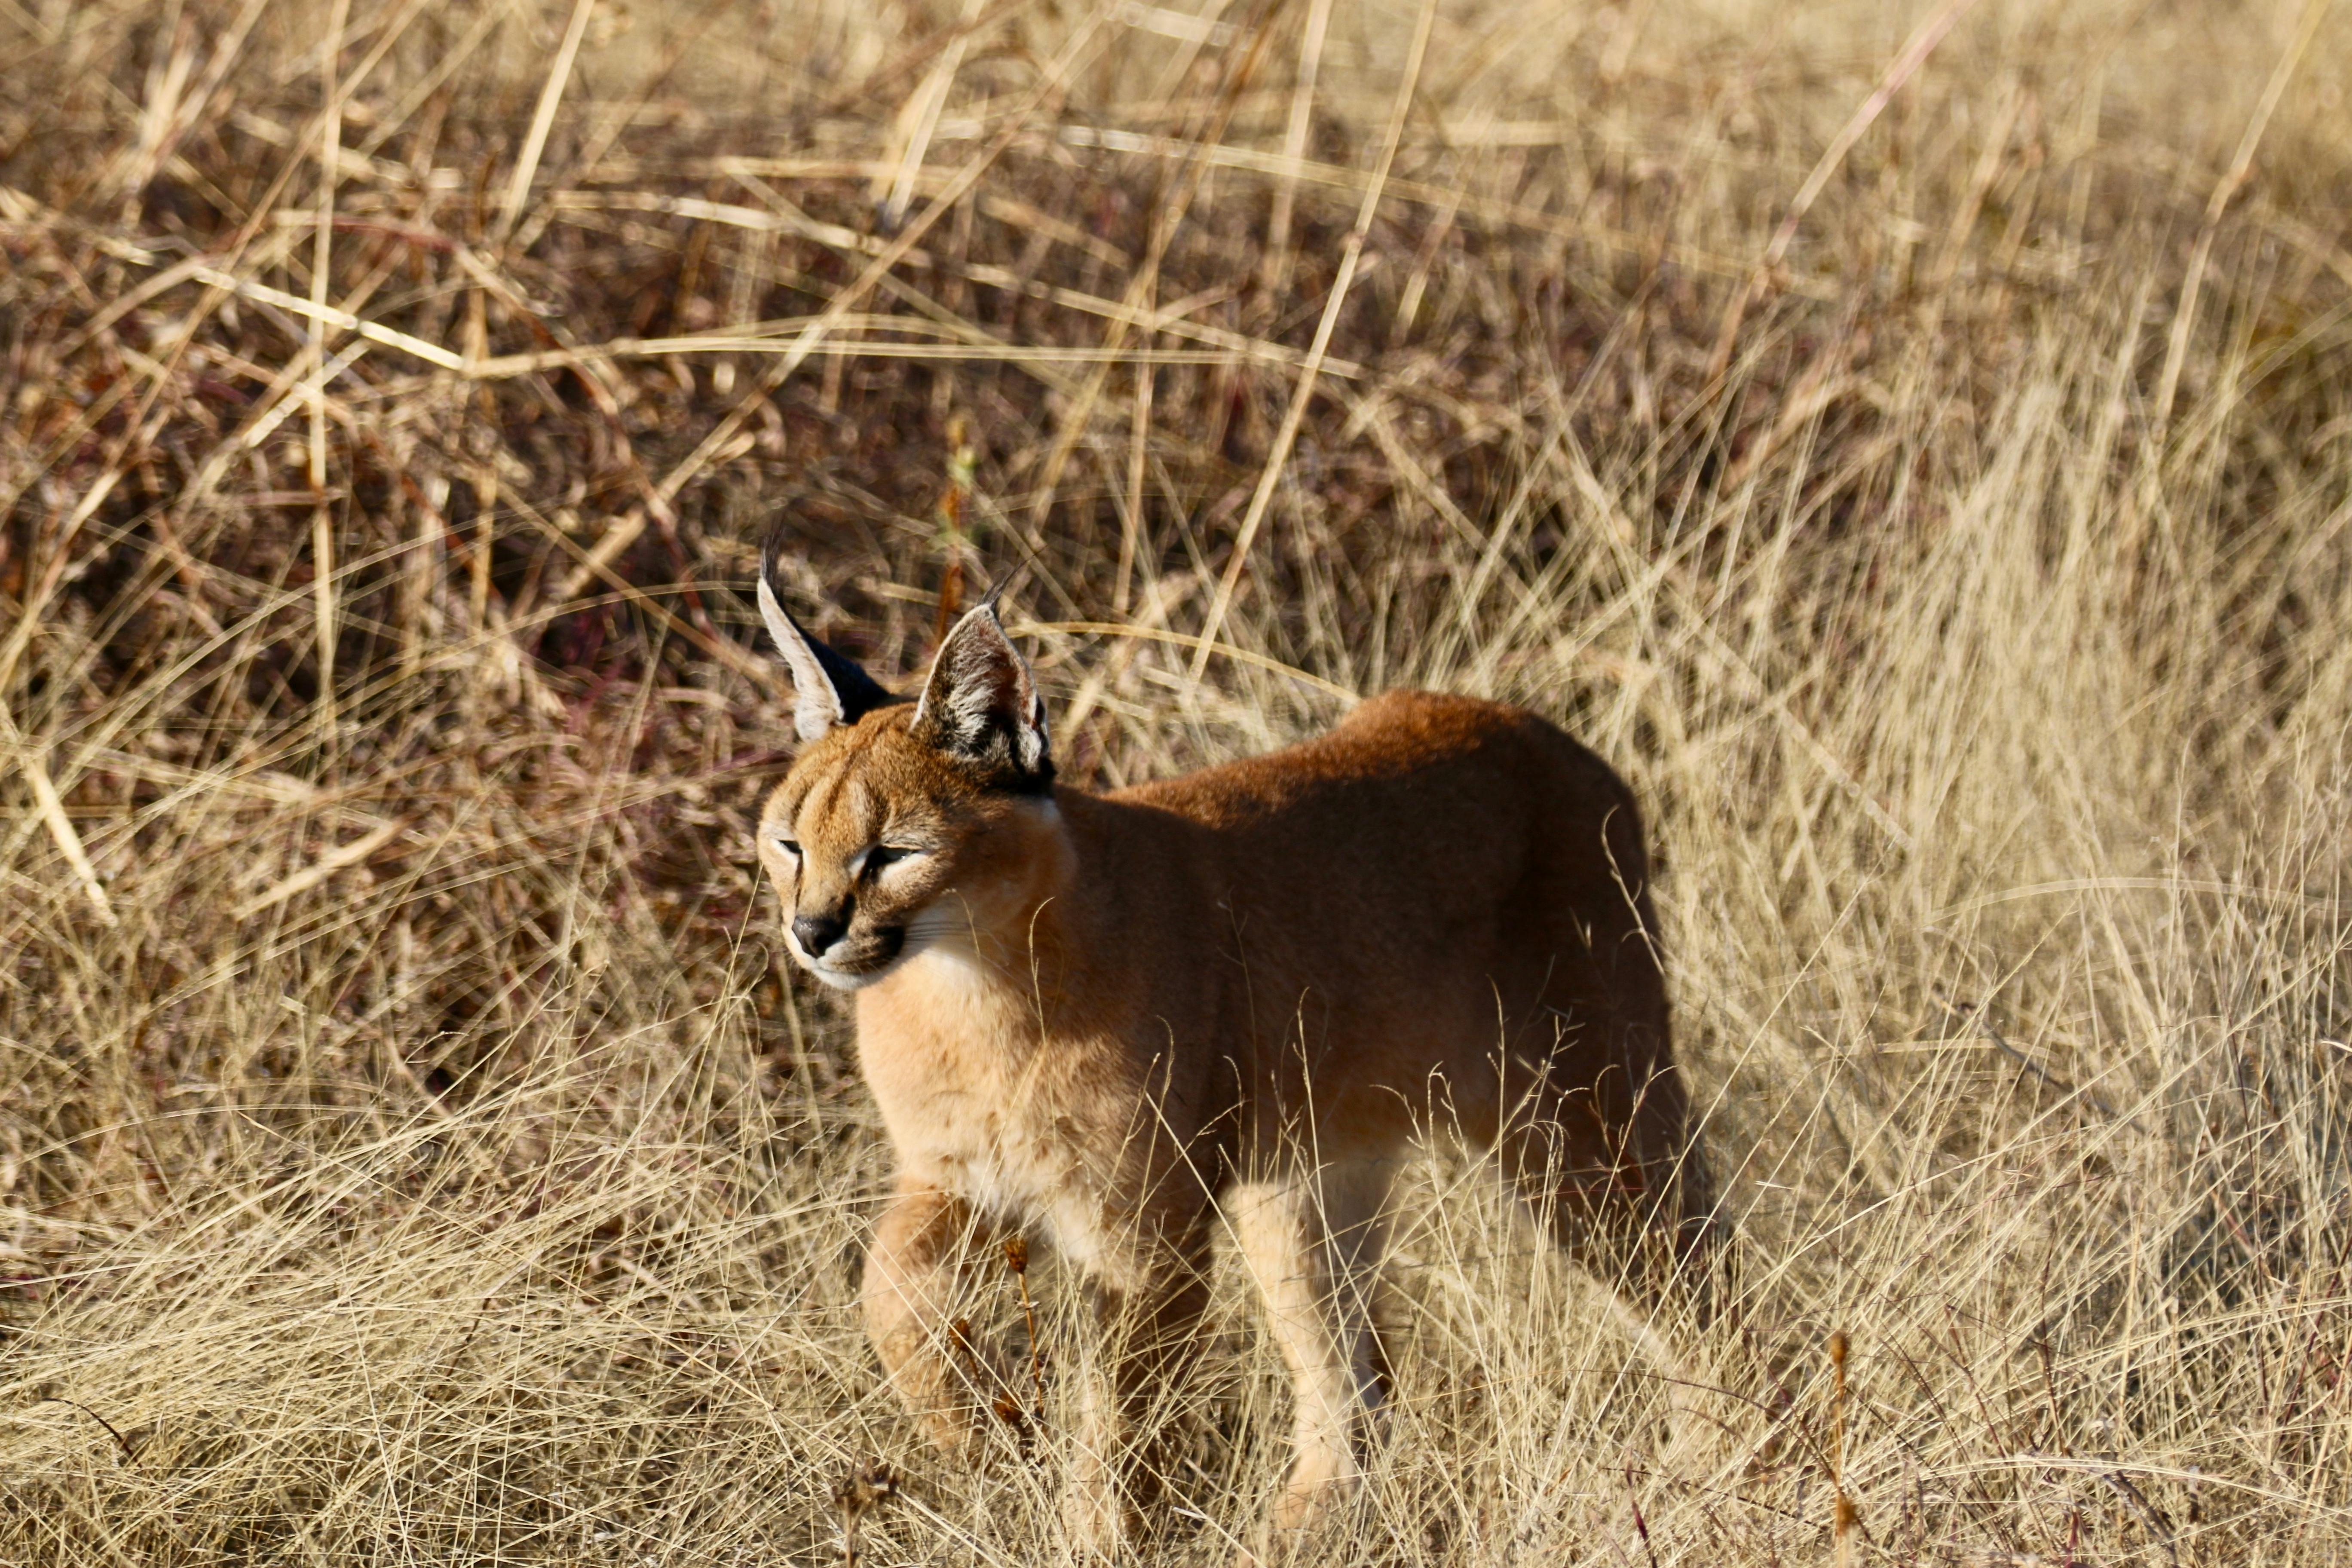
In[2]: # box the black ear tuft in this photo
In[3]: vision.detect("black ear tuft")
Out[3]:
[911,602,1052,789]
[757,543,898,741]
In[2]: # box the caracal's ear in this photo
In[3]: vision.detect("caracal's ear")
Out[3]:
[757,544,898,742]
[911,598,1053,788]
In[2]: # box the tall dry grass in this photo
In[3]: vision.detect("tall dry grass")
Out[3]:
[3,0,2351,1560]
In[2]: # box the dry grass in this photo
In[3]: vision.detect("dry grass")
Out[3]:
[5,0,2352,1561]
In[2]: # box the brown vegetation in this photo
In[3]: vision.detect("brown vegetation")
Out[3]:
[3,0,2351,1561]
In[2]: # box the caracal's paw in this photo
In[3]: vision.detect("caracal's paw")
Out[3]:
[1062,1479,1139,1562]
[1228,1468,1362,1565]
[868,1302,1029,1445]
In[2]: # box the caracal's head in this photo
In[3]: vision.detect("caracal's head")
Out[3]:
[753,551,1060,992]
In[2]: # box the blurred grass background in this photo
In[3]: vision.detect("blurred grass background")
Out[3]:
[4,0,2352,1561]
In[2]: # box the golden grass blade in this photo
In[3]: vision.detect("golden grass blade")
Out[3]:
[307,0,351,752]
[1114,359,1151,619]
[550,508,649,607]
[232,816,410,921]
[159,260,462,369]
[0,469,127,696]
[2152,0,2331,432]
[496,0,600,247]
[875,0,983,232]
[1259,0,1332,299]
[0,711,116,927]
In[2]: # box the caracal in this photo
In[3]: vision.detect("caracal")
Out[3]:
[753,560,1710,1553]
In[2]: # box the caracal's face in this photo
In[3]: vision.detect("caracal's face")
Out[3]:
[752,569,1057,993]
[758,710,1050,990]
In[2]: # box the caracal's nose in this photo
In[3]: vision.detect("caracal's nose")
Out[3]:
[793,911,848,958]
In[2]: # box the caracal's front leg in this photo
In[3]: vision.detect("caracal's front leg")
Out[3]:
[1229,1163,1394,1544]
[863,1177,1016,1454]
[1066,1222,1213,1557]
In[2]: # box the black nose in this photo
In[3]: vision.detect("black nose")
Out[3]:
[793,912,848,959]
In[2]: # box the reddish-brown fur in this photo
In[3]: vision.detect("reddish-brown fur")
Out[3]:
[754,586,1707,1554]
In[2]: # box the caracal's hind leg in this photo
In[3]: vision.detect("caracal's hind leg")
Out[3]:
[1610,1008,1716,1290]
[863,1177,1017,1454]
[1507,1014,1711,1306]
[1067,1219,1214,1558]
[1229,1159,1396,1545]
[1507,1063,1713,1308]
[1503,1058,1714,1459]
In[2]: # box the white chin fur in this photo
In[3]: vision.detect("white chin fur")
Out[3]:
[806,962,890,992]
[787,911,976,992]
[789,935,925,992]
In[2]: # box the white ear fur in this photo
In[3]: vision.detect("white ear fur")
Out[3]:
[913,603,1051,778]
[759,573,842,741]
[756,561,898,742]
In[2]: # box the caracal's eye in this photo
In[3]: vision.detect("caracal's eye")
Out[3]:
[862,845,921,877]
[773,836,802,860]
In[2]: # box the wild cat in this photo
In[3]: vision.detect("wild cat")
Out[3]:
[752,557,1710,1554]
